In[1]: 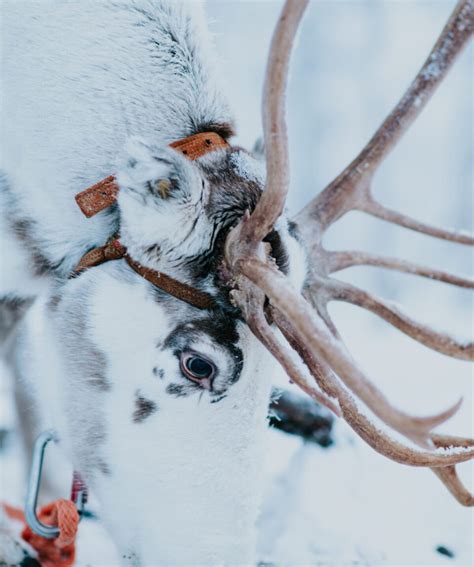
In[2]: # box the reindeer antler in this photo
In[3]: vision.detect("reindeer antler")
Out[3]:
[225,0,474,505]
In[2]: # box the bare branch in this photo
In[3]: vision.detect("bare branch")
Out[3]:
[360,199,474,245]
[318,276,473,360]
[238,258,464,445]
[328,250,474,288]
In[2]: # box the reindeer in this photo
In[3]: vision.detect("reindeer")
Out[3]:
[0,0,472,564]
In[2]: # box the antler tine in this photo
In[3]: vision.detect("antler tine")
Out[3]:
[244,0,308,245]
[430,436,474,506]
[360,199,474,245]
[432,466,474,507]
[328,251,474,289]
[295,0,474,244]
[223,0,472,505]
[239,256,465,447]
[229,273,341,416]
[314,275,473,361]
[271,306,474,467]
[247,310,341,417]
[226,0,308,263]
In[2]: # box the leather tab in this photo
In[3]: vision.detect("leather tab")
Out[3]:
[75,176,119,218]
[75,132,228,218]
[169,131,228,160]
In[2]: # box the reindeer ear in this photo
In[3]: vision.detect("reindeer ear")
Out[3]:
[116,137,159,190]
[123,136,155,164]
[117,136,203,204]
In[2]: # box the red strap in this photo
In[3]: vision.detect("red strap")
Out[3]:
[23,500,78,567]
[3,500,79,567]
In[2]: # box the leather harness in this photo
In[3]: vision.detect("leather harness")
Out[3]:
[73,132,229,310]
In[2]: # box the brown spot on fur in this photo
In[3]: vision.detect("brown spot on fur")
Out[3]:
[133,391,158,423]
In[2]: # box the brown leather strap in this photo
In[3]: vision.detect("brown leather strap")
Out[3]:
[74,238,126,273]
[124,255,216,310]
[73,239,216,310]
[169,131,228,160]
[75,132,228,218]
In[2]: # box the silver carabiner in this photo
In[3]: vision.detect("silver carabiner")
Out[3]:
[25,430,86,539]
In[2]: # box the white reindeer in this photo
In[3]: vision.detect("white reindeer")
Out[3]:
[1,1,305,564]
[1,0,473,565]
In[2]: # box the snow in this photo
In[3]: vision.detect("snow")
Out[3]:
[1,0,473,565]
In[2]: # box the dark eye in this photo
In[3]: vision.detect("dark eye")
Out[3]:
[180,352,215,390]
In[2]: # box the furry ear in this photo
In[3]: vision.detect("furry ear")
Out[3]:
[124,136,156,163]
[116,137,180,191]
[116,136,204,209]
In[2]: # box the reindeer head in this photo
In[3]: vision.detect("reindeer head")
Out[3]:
[10,2,471,564]
[115,136,306,309]
[82,0,473,506]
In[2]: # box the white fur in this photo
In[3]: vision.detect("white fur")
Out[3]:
[1,2,308,564]
[0,0,231,288]
[15,264,276,565]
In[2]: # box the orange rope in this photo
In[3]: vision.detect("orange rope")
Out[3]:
[3,499,79,567]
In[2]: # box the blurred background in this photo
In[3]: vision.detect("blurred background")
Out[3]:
[207,1,473,565]
[1,1,472,565]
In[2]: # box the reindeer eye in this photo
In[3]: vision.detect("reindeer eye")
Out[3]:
[180,352,215,385]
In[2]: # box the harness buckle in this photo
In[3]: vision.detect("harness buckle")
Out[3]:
[25,430,87,539]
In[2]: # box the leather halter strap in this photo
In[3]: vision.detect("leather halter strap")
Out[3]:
[73,131,228,310]
[75,132,228,218]
[73,238,216,310]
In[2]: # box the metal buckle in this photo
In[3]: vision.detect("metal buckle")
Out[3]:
[24,430,87,539]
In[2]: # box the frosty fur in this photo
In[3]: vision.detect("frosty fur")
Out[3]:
[1,1,308,564]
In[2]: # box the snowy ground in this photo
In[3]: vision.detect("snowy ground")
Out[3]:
[1,0,473,565]
[1,337,473,567]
